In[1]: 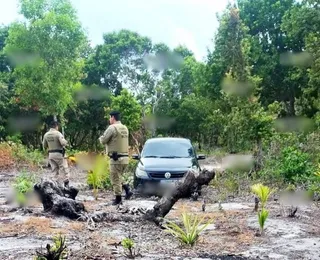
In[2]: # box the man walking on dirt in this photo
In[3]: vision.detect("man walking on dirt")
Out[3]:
[42,121,69,186]
[99,110,133,205]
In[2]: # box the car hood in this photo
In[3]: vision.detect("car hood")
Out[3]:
[140,157,195,171]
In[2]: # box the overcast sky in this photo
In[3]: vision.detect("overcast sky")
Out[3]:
[0,0,229,61]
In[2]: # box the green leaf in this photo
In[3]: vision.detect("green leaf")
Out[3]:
[163,212,213,246]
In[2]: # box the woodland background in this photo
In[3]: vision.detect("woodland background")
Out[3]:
[0,0,320,190]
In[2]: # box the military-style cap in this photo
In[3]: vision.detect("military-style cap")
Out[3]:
[109,110,120,116]
[50,121,59,127]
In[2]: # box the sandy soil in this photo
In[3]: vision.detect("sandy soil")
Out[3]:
[0,158,319,260]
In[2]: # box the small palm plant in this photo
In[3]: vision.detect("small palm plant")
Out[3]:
[35,234,67,260]
[258,208,269,235]
[121,237,137,259]
[251,183,273,235]
[251,183,273,208]
[163,212,213,246]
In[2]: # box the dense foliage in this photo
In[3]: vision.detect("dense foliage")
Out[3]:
[0,0,319,190]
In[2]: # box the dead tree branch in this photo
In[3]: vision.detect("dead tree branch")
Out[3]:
[33,169,216,226]
[144,169,215,225]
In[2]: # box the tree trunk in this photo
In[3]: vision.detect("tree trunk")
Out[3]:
[33,169,216,225]
[92,128,97,152]
[60,114,65,136]
[130,133,141,154]
[34,180,86,219]
[40,123,48,151]
[144,169,215,225]
[254,138,263,172]
[289,86,296,116]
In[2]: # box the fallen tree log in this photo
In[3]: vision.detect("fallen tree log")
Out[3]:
[33,169,216,225]
[85,211,142,223]
[86,169,216,224]
[33,179,143,222]
[144,169,215,225]
[34,179,86,219]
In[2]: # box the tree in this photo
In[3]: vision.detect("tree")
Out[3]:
[4,0,87,121]
[281,0,320,118]
[84,29,152,95]
[0,25,13,91]
[237,0,305,116]
[173,94,212,144]
[0,26,10,75]
[173,45,194,59]
[153,51,206,139]
[108,89,142,134]
[0,25,14,140]
[174,56,199,97]
[205,5,274,153]
[135,42,190,136]
[64,85,112,150]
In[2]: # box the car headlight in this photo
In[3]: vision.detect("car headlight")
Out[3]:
[136,167,148,178]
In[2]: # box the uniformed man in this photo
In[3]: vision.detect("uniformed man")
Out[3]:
[42,121,69,185]
[99,111,133,205]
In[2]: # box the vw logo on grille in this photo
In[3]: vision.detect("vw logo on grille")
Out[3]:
[164,172,171,179]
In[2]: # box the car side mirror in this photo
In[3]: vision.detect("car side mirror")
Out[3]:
[132,154,140,160]
[197,154,206,160]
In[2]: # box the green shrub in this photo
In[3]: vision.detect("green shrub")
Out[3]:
[64,148,82,157]
[115,158,136,186]
[127,158,138,173]
[277,146,314,182]
[122,172,134,187]
[7,141,44,168]
[5,134,22,144]
[295,169,320,200]
[103,172,112,189]
[12,171,36,206]
[87,155,109,199]
[259,132,316,186]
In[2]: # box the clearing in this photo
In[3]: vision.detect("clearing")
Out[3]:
[0,157,319,260]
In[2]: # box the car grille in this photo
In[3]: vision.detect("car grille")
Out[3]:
[148,171,186,179]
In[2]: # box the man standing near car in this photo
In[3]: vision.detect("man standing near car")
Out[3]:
[99,110,133,205]
[42,121,69,186]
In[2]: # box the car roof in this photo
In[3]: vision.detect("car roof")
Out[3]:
[145,137,191,144]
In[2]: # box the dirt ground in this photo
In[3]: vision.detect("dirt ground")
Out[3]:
[0,158,320,260]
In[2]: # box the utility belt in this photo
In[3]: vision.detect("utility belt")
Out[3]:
[48,148,66,156]
[108,152,128,161]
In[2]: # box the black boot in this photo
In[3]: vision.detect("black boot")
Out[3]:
[64,179,69,188]
[122,184,133,200]
[112,195,122,205]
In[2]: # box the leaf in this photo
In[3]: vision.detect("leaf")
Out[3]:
[258,208,269,232]
[163,212,213,246]
[251,183,274,207]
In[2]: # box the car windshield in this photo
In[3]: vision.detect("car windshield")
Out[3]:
[141,140,194,158]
